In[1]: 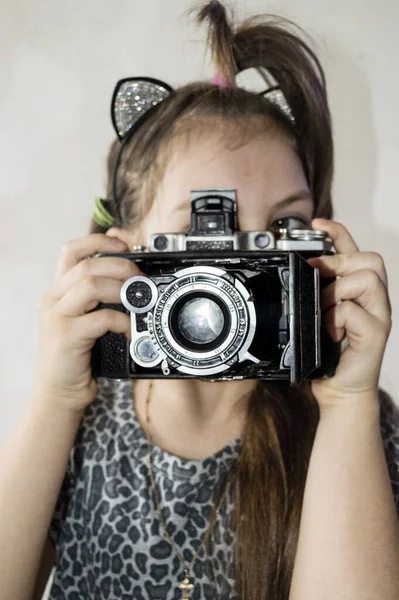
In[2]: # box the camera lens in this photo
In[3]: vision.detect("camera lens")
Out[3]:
[168,291,230,352]
[150,267,256,374]
[177,297,224,344]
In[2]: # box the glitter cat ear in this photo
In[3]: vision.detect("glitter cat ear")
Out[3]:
[235,67,295,124]
[111,77,173,140]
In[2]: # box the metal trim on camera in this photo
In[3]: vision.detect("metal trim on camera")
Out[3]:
[149,190,331,253]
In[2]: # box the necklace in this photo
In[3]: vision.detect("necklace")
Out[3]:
[142,380,236,599]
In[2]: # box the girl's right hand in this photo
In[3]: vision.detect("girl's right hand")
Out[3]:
[33,234,140,413]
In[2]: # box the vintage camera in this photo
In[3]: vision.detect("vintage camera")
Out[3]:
[91,190,339,384]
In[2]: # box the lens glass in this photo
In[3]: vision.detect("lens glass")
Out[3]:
[177,297,224,344]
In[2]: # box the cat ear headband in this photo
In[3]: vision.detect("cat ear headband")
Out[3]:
[93,68,295,228]
[93,77,173,229]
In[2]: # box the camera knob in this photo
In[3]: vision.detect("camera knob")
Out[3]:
[289,229,328,241]
[134,336,159,362]
[278,228,290,240]
[254,233,271,249]
[121,276,158,313]
[153,235,169,251]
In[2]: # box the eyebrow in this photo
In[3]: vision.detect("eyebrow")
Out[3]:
[272,190,313,211]
[170,190,313,219]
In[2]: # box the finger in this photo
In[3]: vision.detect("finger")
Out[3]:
[320,269,391,324]
[52,256,142,301]
[312,219,359,254]
[309,251,388,288]
[54,235,128,281]
[56,277,127,317]
[73,309,131,343]
[324,301,390,349]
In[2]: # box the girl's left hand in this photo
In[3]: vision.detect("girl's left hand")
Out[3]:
[307,218,392,413]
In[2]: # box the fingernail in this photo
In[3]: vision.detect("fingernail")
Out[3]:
[308,257,320,266]
[110,238,128,249]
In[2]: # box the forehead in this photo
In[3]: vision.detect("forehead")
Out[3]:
[153,128,310,219]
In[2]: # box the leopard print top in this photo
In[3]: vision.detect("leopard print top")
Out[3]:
[49,378,241,599]
[48,380,399,600]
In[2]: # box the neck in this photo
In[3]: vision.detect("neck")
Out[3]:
[134,378,256,459]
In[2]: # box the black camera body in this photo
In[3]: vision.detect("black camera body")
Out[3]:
[91,190,339,385]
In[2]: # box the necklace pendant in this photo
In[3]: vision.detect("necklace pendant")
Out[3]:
[179,575,194,599]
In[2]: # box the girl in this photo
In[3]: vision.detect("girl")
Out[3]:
[1,2,398,599]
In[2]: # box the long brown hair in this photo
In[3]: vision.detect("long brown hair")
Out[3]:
[90,2,334,598]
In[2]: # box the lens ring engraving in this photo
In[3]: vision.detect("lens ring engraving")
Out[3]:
[146,267,257,375]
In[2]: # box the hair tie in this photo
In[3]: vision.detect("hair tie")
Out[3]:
[93,197,116,228]
[212,74,234,88]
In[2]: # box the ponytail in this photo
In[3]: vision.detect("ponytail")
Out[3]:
[196,0,333,217]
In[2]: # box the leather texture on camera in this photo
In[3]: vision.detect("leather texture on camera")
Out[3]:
[298,255,318,380]
[289,253,317,383]
[91,303,130,378]
[290,253,340,382]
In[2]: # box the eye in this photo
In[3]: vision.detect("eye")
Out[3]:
[270,216,310,231]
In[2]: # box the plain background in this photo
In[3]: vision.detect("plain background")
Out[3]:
[0,0,398,594]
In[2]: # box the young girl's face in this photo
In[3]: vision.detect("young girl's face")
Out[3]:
[136,128,314,244]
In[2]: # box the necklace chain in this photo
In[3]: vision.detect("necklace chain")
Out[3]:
[142,380,236,596]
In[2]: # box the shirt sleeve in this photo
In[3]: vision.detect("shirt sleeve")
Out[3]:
[379,389,399,515]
